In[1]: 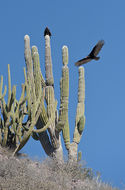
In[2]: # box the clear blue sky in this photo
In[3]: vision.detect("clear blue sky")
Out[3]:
[0,0,124,189]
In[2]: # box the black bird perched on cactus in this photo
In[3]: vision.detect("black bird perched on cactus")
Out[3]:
[75,40,104,66]
[44,27,51,37]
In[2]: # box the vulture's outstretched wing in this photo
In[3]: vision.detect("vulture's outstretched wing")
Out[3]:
[75,40,104,66]
[75,57,92,66]
[88,40,104,57]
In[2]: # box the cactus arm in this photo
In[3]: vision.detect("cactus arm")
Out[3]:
[2,65,16,146]
[12,84,26,144]
[38,102,48,125]
[0,76,7,100]
[35,106,54,156]
[42,86,59,148]
[32,46,42,98]
[6,66,17,114]
[68,67,85,162]
[45,85,59,149]
[41,74,46,87]
[22,113,50,134]
[18,84,26,105]
[32,45,48,125]
[44,33,54,86]
[0,76,8,146]
[23,67,32,115]
[0,76,7,124]
[0,76,7,121]
[11,84,26,121]
[57,46,70,150]
[33,100,57,133]
[32,117,53,133]
[23,67,27,83]
[9,85,16,109]
[7,64,11,110]
[73,67,85,144]
[24,35,36,105]
[25,78,31,115]
[24,35,34,85]
[13,105,38,155]
[31,46,46,87]
[13,130,31,156]
[5,82,26,148]
[17,124,22,143]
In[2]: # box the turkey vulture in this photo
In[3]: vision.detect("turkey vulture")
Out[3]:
[44,27,51,37]
[75,40,104,66]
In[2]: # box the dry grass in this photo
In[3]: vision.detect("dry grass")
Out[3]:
[0,147,119,190]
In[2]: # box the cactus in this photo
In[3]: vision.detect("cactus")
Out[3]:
[0,27,85,162]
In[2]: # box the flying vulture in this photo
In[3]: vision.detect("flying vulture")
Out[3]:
[44,27,51,37]
[75,40,104,66]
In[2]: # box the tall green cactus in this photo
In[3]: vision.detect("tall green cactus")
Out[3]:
[0,27,85,162]
[57,46,70,150]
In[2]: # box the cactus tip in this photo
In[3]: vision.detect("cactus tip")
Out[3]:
[62,45,68,50]
[24,35,30,41]
[32,46,38,54]
[62,46,68,66]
